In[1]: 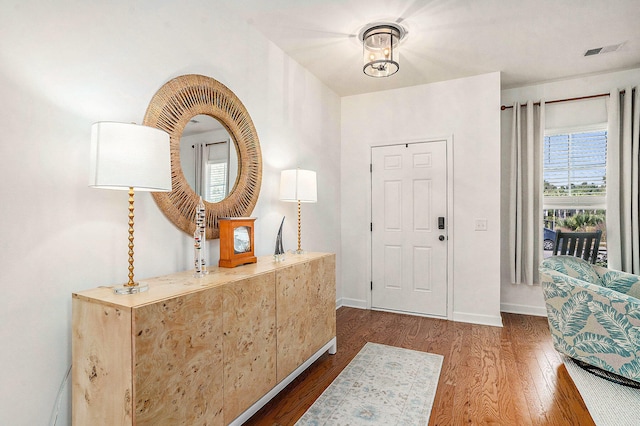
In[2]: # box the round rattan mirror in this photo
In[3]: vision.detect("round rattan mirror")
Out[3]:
[143,74,262,239]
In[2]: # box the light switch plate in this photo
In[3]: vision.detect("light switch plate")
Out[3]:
[475,218,488,231]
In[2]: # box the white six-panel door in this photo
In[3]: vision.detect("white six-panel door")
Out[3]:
[371,141,448,317]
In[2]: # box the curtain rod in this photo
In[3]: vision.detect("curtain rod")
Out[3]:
[500,90,627,111]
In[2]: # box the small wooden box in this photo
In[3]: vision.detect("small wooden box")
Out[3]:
[219,217,257,268]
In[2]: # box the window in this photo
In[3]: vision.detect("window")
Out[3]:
[206,161,228,202]
[542,125,607,265]
[543,127,607,206]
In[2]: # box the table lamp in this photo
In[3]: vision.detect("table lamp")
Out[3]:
[279,169,317,254]
[89,122,172,294]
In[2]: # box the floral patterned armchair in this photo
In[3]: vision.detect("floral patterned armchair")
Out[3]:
[539,255,640,384]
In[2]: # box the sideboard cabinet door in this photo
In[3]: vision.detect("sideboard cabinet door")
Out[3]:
[276,254,336,381]
[223,273,277,424]
[133,286,224,425]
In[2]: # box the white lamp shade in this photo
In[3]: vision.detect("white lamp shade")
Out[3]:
[280,169,317,203]
[89,122,172,192]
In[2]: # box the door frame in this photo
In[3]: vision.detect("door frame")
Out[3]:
[367,135,455,320]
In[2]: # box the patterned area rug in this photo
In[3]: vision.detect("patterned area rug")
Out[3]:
[296,342,443,425]
[564,357,640,426]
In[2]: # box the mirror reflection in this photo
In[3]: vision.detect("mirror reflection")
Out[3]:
[180,114,239,203]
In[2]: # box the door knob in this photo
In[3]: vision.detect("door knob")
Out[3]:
[439,235,445,241]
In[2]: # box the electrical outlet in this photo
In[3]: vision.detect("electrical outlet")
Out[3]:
[475,218,488,231]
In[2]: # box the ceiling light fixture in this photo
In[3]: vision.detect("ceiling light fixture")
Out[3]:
[361,22,406,78]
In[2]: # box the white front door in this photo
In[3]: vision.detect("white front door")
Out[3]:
[371,141,448,317]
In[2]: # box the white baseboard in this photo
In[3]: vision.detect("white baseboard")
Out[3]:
[371,307,447,320]
[500,303,547,317]
[341,301,504,327]
[340,298,368,309]
[453,311,504,327]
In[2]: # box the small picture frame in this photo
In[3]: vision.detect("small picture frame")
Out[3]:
[219,217,257,268]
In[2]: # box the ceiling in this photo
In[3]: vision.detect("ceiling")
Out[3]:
[228,0,640,97]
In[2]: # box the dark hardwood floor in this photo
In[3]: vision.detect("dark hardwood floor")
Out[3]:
[245,307,594,425]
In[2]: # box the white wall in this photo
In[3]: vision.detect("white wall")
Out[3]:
[500,68,640,316]
[0,1,341,425]
[341,72,502,327]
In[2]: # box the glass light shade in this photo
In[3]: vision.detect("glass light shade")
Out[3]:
[89,122,172,192]
[280,169,317,203]
[362,25,401,78]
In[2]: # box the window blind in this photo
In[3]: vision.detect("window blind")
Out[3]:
[543,130,607,198]
[206,162,228,202]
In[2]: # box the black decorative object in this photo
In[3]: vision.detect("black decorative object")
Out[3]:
[274,216,285,261]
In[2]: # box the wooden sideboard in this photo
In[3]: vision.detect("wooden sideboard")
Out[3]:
[72,252,336,425]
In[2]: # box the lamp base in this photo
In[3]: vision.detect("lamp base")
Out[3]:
[113,282,149,295]
[292,249,306,255]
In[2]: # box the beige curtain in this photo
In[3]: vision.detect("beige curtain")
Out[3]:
[607,87,640,273]
[193,142,205,196]
[509,100,545,285]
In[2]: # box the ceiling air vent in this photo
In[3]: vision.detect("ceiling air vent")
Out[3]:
[584,42,624,57]
[584,47,602,56]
